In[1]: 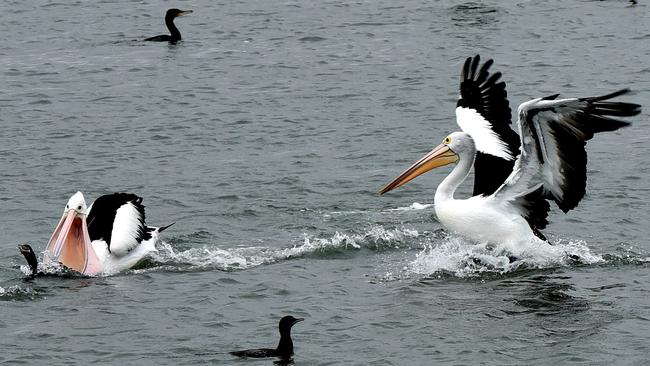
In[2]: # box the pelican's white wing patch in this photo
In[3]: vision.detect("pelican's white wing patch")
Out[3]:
[456,107,514,160]
[109,203,143,256]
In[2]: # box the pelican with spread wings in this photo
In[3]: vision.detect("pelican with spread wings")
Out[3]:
[379,56,640,249]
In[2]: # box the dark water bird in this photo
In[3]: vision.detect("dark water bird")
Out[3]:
[144,8,193,43]
[18,244,40,277]
[379,55,640,252]
[230,316,304,359]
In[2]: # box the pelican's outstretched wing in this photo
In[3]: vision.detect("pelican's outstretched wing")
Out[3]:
[494,89,640,214]
[87,193,151,256]
[456,55,520,196]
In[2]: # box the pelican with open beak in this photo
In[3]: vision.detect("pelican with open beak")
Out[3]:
[43,192,102,275]
[29,191,173,276]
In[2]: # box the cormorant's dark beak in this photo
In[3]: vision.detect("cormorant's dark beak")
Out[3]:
[292,318,304,326]
[177,10,193,17]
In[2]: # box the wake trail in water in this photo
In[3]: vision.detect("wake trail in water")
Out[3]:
[0,285,31,297]
[384,202,433,212]
[148,225,421,272]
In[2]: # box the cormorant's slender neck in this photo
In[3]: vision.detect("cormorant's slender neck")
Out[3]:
[20,245,38,276]
[434,145,475,203]
[165,16,181,41]
[276,329,293,356]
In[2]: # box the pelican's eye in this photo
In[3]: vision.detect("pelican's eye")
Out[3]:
[77,205,82,210]
[443,136,452,145]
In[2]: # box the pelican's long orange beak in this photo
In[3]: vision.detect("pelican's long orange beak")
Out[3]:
[43,209,103,275]
[378,143,459,195]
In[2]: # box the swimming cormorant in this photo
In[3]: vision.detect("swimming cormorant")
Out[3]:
[230,316,304,359]
[144,8,193,44]
[18,244,40,278]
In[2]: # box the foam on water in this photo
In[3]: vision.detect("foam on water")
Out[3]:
[0,285,23,296]
[149,225,420,271]
[18,254,82,277]
[409,235,604,278]
[386,202,433,212]
[602,244,650,265]
[298,225,419,251]
[0,285,39,301]
[12,226,420,276]
[323,202,432,219]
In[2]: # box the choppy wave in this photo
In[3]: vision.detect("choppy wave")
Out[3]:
[0,285,40,301]
[16,227,649,280]
[147,225,421,272]
[18,257,83,278]
[385,202,433,212]
[409,235,605,278]
[298,225,419,251]
[322,202,432,218]
[9,225,421,277]
[602,244,650,265]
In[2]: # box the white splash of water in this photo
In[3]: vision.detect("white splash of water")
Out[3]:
[0,285,14,295]
[386,202,433,212]
[19,259,67,276]
[150,225,420,271]
[409,236,604,278]
[0,285,33,297]
[19,264,31,276]
[298,225,419,251]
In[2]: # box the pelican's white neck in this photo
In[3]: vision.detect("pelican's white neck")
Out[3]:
[434,145,476,203]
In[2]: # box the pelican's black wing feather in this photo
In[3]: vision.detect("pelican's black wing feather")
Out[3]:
[456,55,520,196]
[86,193,151,252]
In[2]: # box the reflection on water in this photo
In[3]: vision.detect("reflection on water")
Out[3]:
[450,2,504,27]
[499,274,621,347]
[506,275,590,316]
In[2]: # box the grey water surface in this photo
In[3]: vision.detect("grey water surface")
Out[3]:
[1,0,649,365]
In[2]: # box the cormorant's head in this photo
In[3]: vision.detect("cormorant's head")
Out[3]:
[18,244,35,258]
[278,315,304,333]
[166,8,193,19]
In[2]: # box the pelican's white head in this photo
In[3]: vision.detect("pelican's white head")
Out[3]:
[43,192,103,275]
[65,191,88,215]
[443,131,476,159]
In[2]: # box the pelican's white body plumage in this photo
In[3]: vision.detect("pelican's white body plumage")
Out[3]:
[435,194,535,245]
[91,231,159,275]
[431,131,541,249]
